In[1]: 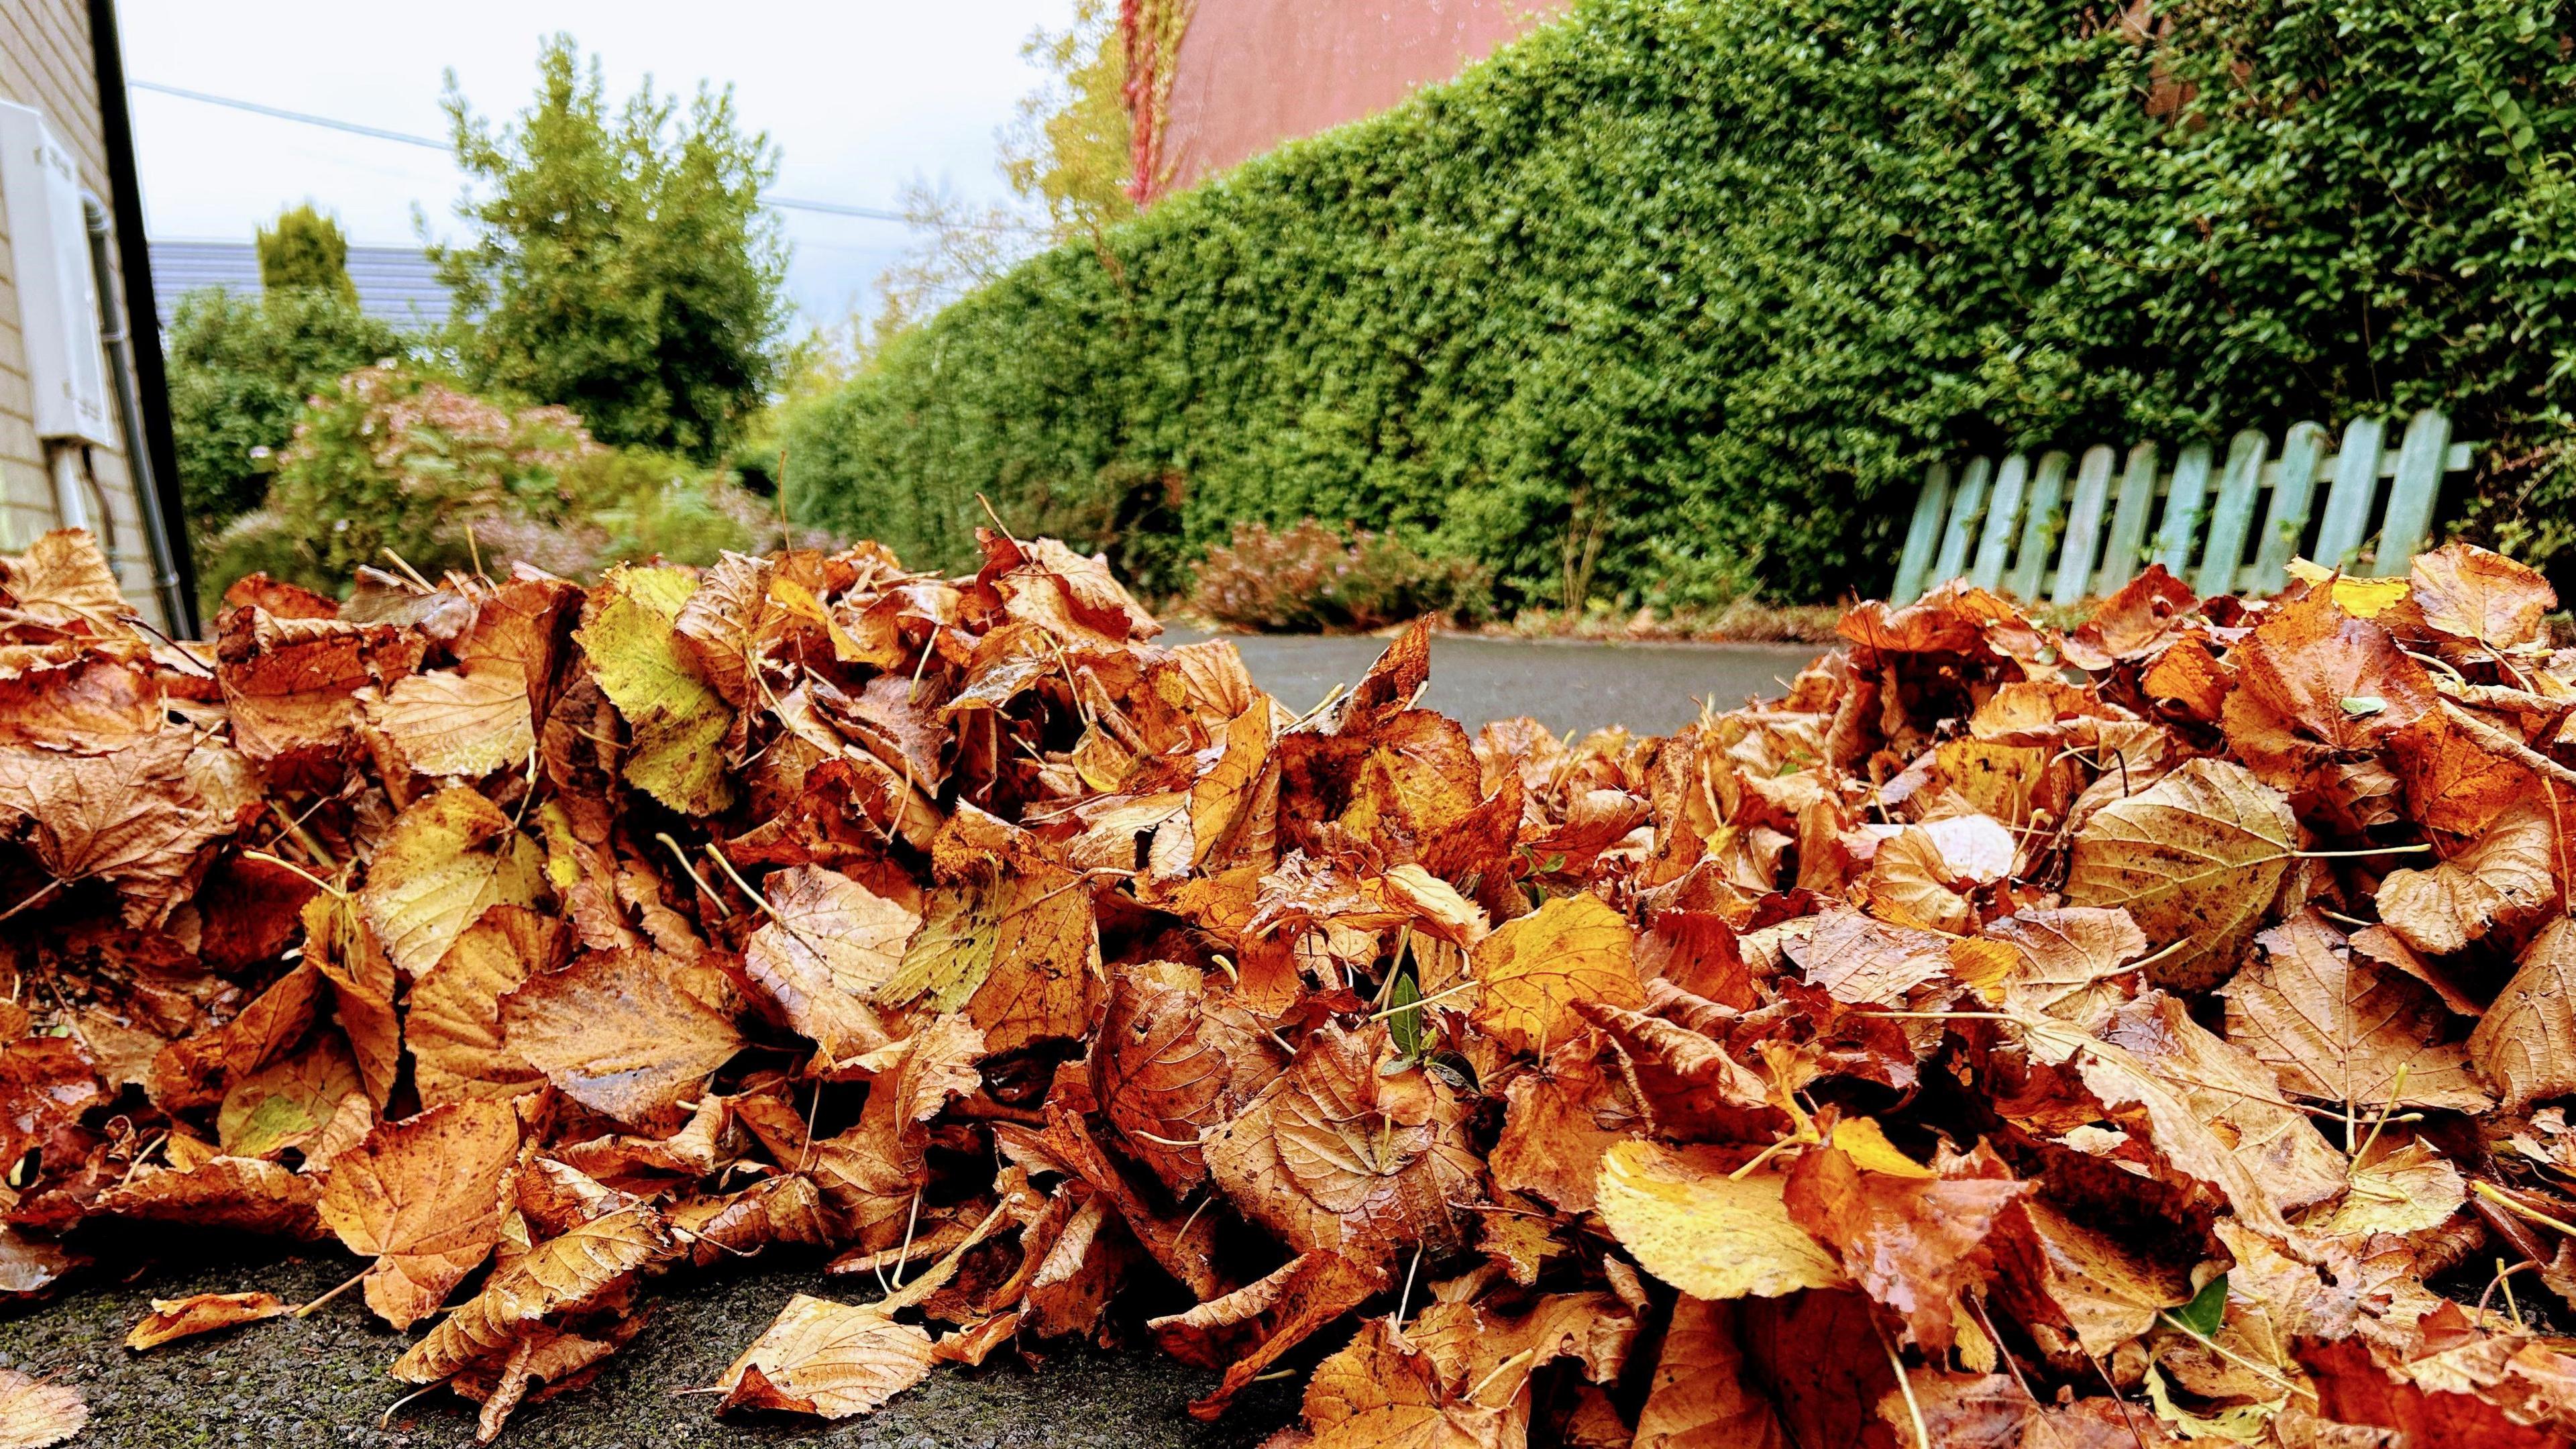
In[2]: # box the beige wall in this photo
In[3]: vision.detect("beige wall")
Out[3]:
[0,0,166,629]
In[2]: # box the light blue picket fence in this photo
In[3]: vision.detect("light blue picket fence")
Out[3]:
[1888,409,2477,606]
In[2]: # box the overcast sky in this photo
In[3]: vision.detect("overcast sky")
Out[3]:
[115,0,1067,325]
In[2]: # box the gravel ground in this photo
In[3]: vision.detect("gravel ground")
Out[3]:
[0,636,1796,1446]
[0,1242,1299,1448]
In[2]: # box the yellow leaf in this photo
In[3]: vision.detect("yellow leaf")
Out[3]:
[576,564,736,815]
[1470,893,1642,1054]
[357,786,544,976]
[1829,1117,1936,1179]
[2308,1137,2465,1239]
[2285,557,2410,618]
[1593,1140,1847,1299]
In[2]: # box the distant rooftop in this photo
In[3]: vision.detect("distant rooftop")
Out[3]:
[149,239,452,330]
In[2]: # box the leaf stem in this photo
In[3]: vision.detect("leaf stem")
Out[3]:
[294,1264,371,1318]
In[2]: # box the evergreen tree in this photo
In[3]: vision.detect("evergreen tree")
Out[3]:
[434,35,790,462]
[255,204,358,301]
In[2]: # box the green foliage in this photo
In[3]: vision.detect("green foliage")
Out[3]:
[203,364,777,612]
[253,364,599,588]
[435,34,790,464]
[1003,0,1136,238]
[164,285,408,536]
[790,0,2576,604]
[1191,520,1493,631]
[255,205,356,300]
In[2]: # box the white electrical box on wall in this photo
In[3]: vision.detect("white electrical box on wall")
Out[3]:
[0,101,112,447]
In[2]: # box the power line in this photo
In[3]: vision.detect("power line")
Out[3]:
[125,78,1002,227]
[129,80,448,150]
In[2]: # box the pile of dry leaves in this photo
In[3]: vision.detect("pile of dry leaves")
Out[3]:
[7,525,2576,1448]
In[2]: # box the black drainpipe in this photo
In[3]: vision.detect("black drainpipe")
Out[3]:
[86,0,197,635]
[83,197,186,635]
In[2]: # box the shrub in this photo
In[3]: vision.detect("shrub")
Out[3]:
[201,365,805,612]
[165,286,409,537]
[1190,520,1493,631]
[258,364,598,588]
[256,205,357,301]
[789,0,2576,605]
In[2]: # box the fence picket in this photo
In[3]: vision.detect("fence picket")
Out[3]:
[2247,421,2330,594]
[2377,409,2451,576]
[2194,429,2271,597]
[2098,441,2161,595]
[2008,451,2072,601]
[1969,454,2029,592]
[2152,441,2214,576]
[1890,460,1952,604]
[2314,416,2387,572]
[1931,457,1992,586]
[2051,445,2117,606]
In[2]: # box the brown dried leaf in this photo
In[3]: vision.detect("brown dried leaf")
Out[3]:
[1205,1023,1481,1267]
[2410,541,2557,653]
[2469,915,2576,1112]
[2062,758,2296,991]
[392,1206,675,1382]
[1093,961,1287,1193]
[410,906,554,1107]
[2218,910,2492,1112]
[743,865,916,1071]
[0,733,238,926]
[501,949,747,1128]
[2377,798,2560,956]
[1634,1295,1790,1448]
[0,1368,85,1449]
[125,1291,289,1350]
[1782,1138,2027,1352]
[714,1294,935,1420]
[317,1102,521,1329]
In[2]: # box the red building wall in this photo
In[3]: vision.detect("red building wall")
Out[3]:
[1130,0,1570,203]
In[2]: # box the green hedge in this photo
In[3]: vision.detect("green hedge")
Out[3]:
[790,0,2576,604]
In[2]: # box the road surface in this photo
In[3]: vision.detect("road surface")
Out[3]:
[1178,630,1821,737]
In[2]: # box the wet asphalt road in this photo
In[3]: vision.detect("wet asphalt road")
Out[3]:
[0,637,1816,1447]
[1178,630,1822,737]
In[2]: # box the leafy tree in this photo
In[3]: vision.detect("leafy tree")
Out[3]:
[165,285,406,536]
[256,205,357,300]
[435,34,790,462]
[1002,0,1135,239]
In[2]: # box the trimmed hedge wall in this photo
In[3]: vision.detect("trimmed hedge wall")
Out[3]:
[790,0,2576,604]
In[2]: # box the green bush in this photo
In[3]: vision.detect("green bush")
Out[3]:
[256,205,358,301]
[166,286,408,536]
[1191,520,1493,631]
[201,364,787,612]
[241,363,598,590]
[787,0,2576,604]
